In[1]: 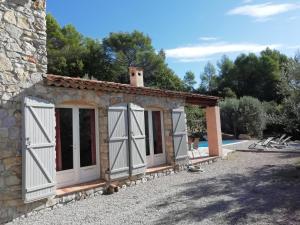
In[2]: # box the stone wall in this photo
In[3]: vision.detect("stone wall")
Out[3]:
[38,86,184,182]
[0,0,47,223]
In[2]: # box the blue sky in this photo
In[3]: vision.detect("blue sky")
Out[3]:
[47,0,300,85]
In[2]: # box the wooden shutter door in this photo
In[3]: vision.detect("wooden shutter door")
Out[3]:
[172,107,188,162]
[108,104,130,180]
[128,103,146,176]
[23,96,56,203]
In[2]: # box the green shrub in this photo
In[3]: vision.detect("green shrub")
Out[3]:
[220,96,266,138]
[185,106,206,135]
[238,96,266,137]
[219,98,239,137]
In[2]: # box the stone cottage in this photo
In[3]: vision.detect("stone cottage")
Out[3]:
[0,0,222,223]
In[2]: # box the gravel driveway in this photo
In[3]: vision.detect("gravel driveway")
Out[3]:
[8,152,300,225]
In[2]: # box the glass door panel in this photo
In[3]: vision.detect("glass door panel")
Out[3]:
[79,109,96,167]
[55,108,74,171]
[152,111,163,154]
[144,111,150,156]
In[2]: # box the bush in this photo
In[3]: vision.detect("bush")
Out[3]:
[220,96,266,138]
[238,96,266,137]
[219,98,239,136]
[185,106,206,136]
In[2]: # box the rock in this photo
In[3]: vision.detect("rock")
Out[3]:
[23,42,36,55]
[3,10,16,25]
[0,128,9,138]
[17,15,30,29]
[5,175,20,186]
[6,41,23,53]
[0,109,8,119]
[0,53,13,72]
[2,117,16,128]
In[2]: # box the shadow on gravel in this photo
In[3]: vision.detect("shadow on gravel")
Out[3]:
[151,162,300,225]
[277,153,300,159]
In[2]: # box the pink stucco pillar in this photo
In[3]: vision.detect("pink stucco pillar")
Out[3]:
[205,106,222,156]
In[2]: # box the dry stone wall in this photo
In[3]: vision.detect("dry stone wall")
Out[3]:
[0,0,47,223]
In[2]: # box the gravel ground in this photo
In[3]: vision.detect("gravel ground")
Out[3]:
[8,152,300,225]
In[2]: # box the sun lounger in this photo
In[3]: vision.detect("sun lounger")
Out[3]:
[270,134,286,145]
[272,136,292,148]
[248,137,275,149]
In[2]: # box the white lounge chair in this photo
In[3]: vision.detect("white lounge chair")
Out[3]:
[248,137,275,149]
[273,136,292,148]
[270,134,286,145]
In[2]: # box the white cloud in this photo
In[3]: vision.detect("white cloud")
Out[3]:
[227,2,300,19]
[242,0,253,4]
[199,36,218,41]
[165,43,281,62]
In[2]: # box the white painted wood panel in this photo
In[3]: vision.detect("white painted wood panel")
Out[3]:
[172,107,188,162]
[23,96,56,203]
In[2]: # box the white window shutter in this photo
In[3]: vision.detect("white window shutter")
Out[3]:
[128,103,146,176]
[108,103,130,180]
[172,107,188,162]
[22,96,56,203]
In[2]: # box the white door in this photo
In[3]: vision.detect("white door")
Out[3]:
[55,107,100,188]
[144,109,166,167]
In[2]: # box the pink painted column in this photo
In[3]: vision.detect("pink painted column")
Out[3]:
[205,106,222,156]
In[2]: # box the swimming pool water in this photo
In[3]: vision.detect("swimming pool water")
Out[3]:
[198,140,241,147]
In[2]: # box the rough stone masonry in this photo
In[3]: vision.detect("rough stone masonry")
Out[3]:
[0,0,47,223]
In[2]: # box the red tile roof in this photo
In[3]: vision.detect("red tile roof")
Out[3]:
[44,74,219,106]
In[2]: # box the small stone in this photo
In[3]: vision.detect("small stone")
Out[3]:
[2,116,16,128]
[23,42,36,55]
[5,23,23,40]
[17,15,30,30]
[0,109,8,119]
[141,178,147,183]
[5,175,20,186]
[46,197,58,207]
[135,179,141,185]
[0,128,9,138]
[3,10,16,25]
[0,53,13,71]
[85,189,94,196]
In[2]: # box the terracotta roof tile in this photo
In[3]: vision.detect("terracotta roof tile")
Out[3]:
[44,74,219,106]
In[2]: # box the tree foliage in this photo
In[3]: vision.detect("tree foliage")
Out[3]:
[183,71,196,91]
[220,97,266,138]
[46,14,184,91]
[185,106,206,135]
[279,53,300,137]
[199,62,218,94]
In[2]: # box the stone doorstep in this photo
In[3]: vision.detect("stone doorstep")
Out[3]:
[55,179,106,197]
[145,164,174,174]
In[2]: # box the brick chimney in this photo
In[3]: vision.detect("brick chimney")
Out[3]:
[129,67,144,87]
